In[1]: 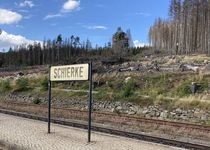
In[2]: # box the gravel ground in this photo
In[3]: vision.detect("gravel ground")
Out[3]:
[0,113,185,150]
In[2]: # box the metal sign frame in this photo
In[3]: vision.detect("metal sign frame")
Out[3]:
[48,62,93,143]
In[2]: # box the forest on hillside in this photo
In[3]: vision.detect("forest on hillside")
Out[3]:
[0,35,107,67]
[1,0,210,68]
[0,34,143,68]
[149,0,210,55]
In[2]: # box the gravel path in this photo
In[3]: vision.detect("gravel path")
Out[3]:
[0,113,185,150]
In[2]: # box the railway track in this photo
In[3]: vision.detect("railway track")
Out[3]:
[1,101,210,132]
[0,108,209,150]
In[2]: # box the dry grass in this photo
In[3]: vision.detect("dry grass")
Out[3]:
[181,54,210,63]
[159,54,210,66]
[180,95,210,102]
[172,95,210,110]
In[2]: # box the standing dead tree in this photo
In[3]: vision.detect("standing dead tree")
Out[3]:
[149,0,210,55]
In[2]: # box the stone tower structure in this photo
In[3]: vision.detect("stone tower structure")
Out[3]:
[112,27,129,54]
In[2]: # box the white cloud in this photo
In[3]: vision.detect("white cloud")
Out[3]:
[0,30,41,50]
[85,25,107,30]
[0,9,22,25]
[19,1,34,8]
[44,0,80,20]
[134,40,149,48]
[62,0,80,12]
[44,13,63,20]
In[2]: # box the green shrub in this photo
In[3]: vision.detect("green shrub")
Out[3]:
[81,81,89,90]
[15,77,30,91]
[176,81,191,97]
[33,98,41,104]
[122,79,136,97]
[0,80,11,92]
[197,80,208,93]
[107,81,114,89]
[40,77,48,91]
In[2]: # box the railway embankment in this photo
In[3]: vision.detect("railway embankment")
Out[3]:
[1,92,210,125]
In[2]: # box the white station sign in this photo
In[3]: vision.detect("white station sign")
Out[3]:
[50,64,89,81]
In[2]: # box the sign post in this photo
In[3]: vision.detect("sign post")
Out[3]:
[88,62,92,142]
[48,66,51,133]
[48,63,92,142]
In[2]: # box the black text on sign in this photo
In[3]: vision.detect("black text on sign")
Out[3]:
[50,64,89,81]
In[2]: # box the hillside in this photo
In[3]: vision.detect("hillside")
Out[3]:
[1,54,210,125]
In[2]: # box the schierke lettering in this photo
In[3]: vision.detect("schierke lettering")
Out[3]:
[53,66,84,79]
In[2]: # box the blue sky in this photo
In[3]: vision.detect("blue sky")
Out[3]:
[0,0,170,50]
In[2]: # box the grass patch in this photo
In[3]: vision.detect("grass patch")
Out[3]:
[0,80,11,92]
[94,88,154,106]
[2,71,210,111]
[40,77,48,91]
[176,81,192,97]
[122,79,136,97]
[52,89,88,100]
[143,73,172,85]
[129,95,154,106]
[175,78,208,97]
[94,89,116,102]
[174,99,210,110]
[51,81,90,90]
[154,95,174,109]
[15,77,31,91]
[140,73,174,97]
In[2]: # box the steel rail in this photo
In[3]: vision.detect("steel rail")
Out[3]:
[1,101,210,132]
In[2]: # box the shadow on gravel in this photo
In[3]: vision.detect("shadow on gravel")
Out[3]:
[0,140,25,150]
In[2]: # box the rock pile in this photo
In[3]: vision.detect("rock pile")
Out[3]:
[1,93,210,123]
